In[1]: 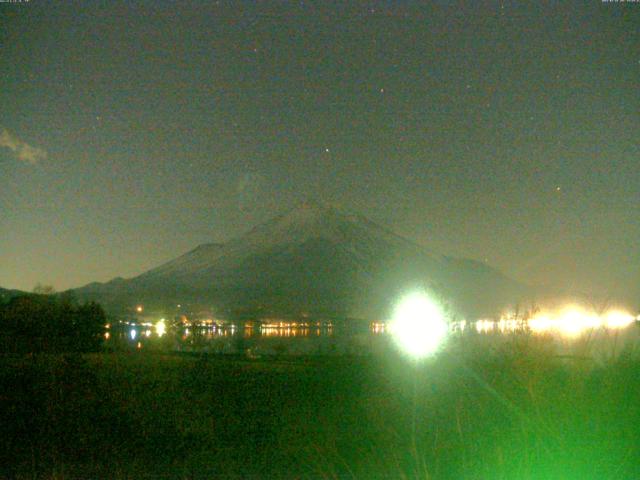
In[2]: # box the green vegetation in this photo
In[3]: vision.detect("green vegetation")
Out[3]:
[1,332,639,479]
[0,293,106,353]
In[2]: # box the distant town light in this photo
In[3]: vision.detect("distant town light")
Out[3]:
[135,305,143,313]
[475,319,494,334]
[130,329,137,340]
[156,319,166,337]
[557,307,601,337]
[527,306,635,337]
[389,292,448,359]
[604,310,635,329]
[528,314,553,334]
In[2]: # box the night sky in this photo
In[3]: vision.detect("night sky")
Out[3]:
[1,1,638,304]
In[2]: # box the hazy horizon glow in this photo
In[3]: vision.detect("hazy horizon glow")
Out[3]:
[528,306,636,337]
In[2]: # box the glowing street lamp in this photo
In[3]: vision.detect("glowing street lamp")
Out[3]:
[389,292,449,360]
[388,291,449,464]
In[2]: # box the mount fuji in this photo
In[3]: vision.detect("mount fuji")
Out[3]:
[73,202,531,319]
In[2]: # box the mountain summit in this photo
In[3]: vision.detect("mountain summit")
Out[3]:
[74,204,529,319]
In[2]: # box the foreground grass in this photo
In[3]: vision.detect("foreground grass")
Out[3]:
[1,332,639,479]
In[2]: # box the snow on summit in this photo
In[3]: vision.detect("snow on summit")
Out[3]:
[74,201,529,319]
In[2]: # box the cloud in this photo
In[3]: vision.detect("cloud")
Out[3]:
[0,128,48,164]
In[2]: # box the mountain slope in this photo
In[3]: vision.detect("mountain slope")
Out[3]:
[73,202,530,319]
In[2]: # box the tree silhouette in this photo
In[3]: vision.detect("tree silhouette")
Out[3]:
[0,293,106,353]
[32,283,56,295]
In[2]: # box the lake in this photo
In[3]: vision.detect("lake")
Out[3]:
[105,315,640,359]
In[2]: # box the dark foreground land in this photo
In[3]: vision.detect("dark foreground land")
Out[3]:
[1,335,639,479]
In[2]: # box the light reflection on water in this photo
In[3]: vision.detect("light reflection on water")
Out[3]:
[111,321,345,355]
[108,314,638,356]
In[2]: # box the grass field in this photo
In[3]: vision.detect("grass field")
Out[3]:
[1,331,639,479]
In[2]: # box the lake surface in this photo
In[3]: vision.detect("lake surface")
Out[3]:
[106,321,387,356]
[105,317,640,358]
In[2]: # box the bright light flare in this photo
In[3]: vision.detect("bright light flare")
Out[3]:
[604,310,635,329]
[529,315,553,334]
[156,319,166,337]
[557,307,601,337]
[528,306,636,337]
[389,292,448,359]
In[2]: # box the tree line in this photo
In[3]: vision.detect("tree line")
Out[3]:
[0,292,106,353]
